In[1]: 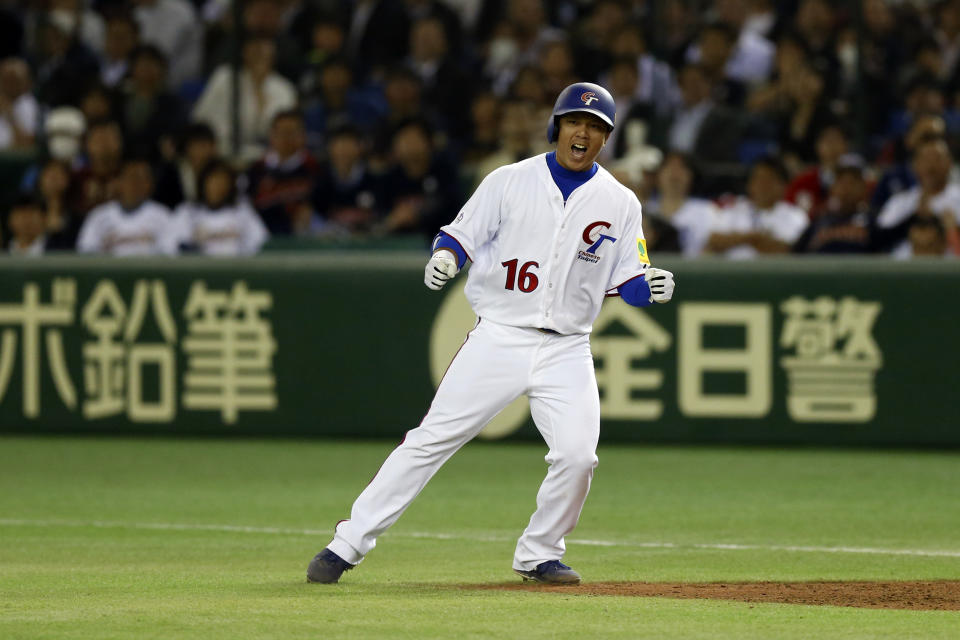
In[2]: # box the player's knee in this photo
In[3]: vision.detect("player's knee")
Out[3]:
[554,448,598,474]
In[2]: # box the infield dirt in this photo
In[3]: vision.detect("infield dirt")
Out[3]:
[466,581,960,610]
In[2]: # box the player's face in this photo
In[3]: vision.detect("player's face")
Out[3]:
[555,112,609,172]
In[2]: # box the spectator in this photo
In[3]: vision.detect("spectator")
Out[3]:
[858,0,914,137]
[785,122,850,219]
[18,106,85,195]
[486,0,564,94]
[245,110,321,236]
[99,13,139,88]
[206,0,301,82]
[76,156,178,255]
[371,67,438,162]
[686,22,748,107]
[907,215,959,256]
[153,122,218,208]
[871,113,946,211]
[899,39,945,91]
[30,10,100,107]
[537,40,578,103]
[747,34,835,167]
[509,64,551,112]
[43,106,86,167]
[36,158,82,250]
[311,123,381,234]
[461,91,502,166]
[937,0,960,83]
[302,57,385,150]
[600,56,658,160]
[713,0,776,86]
[172,159,268,255]
[706,156,809,258]
[193,36,297,165]
[117,45,187,161]
[375,118,460,238]
[644,152,717,257]
[473,98,539,188]
[566,0,623,80]
[876,137,960,257]
[50,0,105,53]
[792,0,840,86]
[885,75,947,144]
[6,195,48,256]
[603,23,679,119]
[133,0,202,89]
[406,16,473,141]
[72,119,124,215]
[302,16,347,78]
[79,84,118,124]
[0,58,38,150]
[402,0,465,59]
[667,63,744,194]
[793,154,876,254]
[343,0,411,77]
[661,0,699,68]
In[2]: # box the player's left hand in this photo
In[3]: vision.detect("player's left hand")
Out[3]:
[424,251,459,290]
[645,267,675,303]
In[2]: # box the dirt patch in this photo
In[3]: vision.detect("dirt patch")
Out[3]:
[463,581,960,610]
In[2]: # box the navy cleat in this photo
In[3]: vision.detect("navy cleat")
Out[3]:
[514,560,581,585]
[306,549,354,584]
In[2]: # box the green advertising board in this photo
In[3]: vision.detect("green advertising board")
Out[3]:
[0,254,956,446]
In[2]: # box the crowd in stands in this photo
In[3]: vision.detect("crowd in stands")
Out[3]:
[2,0,960,258]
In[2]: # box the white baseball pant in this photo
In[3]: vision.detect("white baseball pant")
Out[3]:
[326,318,601,571]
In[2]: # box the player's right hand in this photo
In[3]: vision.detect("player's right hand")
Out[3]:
[424,251,459,290]
[645,267,675,303]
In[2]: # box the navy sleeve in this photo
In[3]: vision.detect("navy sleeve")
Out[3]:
[618,275,652,307]
[432,231,469,269]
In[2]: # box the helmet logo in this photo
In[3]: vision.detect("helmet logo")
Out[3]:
[580,91,599,105]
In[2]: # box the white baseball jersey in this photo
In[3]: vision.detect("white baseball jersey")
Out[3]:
[440,154,648,335]
[877,184,960,258]
[172,199,269,256]
[77,200,178,256]
[710,196,808,259]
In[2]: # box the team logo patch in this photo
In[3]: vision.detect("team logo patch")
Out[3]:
[637,238,650,264]
[580,91,599,106]
[578,221,616,263]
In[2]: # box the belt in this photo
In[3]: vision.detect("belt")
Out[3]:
[536,327,560,335]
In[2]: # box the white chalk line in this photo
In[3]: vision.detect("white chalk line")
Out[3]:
[2,518,960,560]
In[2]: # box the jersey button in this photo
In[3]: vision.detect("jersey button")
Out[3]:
[548,283,553,288]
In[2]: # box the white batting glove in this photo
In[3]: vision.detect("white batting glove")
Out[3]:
[646,267,675,303]
[424,251,459,290]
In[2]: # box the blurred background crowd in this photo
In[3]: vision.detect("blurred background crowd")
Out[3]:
[1,0,960,258]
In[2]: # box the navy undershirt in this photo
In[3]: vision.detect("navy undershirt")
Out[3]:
[545,151,598,203]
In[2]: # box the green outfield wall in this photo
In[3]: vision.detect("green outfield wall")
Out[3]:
[0,254,956,446]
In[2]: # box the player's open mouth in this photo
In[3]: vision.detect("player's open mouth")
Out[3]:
[571,143,588,160]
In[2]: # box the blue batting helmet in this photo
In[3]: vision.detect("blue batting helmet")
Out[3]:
[546,82,616,143]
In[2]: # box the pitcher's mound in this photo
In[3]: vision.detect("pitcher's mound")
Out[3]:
[467,580,960,610]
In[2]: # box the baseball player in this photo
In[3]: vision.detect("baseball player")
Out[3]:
[308,82,675,585]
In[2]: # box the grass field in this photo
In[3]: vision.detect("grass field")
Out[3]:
[1,436,959,639]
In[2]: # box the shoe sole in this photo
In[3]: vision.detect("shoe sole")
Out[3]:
[513,568,581,585]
